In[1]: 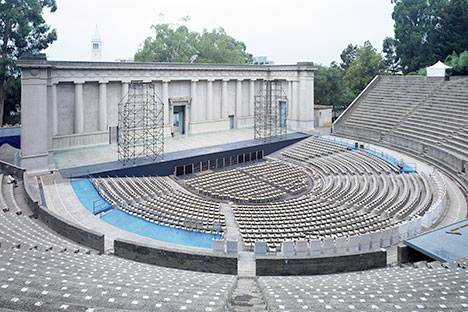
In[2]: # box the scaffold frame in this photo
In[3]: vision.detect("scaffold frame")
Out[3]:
[117,82,164,166]
[254,80,288,142]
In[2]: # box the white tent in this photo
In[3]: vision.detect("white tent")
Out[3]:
[426,61,451,77]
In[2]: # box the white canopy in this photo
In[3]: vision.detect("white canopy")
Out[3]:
[428,61,451,69]
[427,61,451,77]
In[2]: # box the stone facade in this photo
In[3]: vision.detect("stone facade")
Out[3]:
[18,57,315,173]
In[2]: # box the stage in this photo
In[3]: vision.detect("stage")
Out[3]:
[58,128,309,178]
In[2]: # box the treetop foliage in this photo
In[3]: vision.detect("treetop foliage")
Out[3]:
[445,50,468,75]
[1,0,57,71]
[135,22,252,64]
[0,0,57,126]
[389,0,468,74]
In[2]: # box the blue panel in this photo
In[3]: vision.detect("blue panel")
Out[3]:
[70,179,111,214]
[405,218,468,262]
[0,127,21,137]
[0,127,21,149]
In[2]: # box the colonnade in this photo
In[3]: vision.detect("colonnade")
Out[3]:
[49,77,303,136]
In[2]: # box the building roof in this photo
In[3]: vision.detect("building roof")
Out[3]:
[428,61,451,69]
[314,105,332,110]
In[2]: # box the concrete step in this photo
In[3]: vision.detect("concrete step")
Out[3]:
[229,278,267,312]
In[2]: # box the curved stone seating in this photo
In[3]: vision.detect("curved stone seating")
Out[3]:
[259,256,468,311]
[0,248,235,311]
[334,75,468,188]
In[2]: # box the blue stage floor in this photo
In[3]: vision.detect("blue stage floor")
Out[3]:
[71,179,220,249]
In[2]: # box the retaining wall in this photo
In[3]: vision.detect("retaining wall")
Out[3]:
[114,238,237,274]
[256,250,387,276]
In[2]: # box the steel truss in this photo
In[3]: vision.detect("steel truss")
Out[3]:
[118,82,164,166]
[254,80,288,142]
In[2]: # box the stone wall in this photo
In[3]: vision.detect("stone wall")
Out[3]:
[397,245,434,264]
[114,238,237,274]
[256,250,387,276]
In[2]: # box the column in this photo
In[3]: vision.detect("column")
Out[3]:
[299,71,314,128]
[222,79,228,119]
[292,81,299,121]
[236,79,243,119]
[121,81,129,103]
[98,81,108,131]
[74,82,84,134]
[287,81,292,119]
[249,79,256,117]
[19,66,49,172]
[51,83,58,136]
[162,80,169,126]
[207,79,214,120]
[190,80,198,122]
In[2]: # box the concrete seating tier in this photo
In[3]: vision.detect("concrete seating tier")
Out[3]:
[334,75,468,188]
[259,257,468,311]
[185,160,308,203]
[394,79,468,145]
[0,175,80,251]
[0,248,235,311]
[342,76,444,134]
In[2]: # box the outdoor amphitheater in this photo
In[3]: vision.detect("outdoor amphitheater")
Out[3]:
[0,57,467,311]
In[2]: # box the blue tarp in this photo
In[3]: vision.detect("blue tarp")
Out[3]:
[0,127,20,149]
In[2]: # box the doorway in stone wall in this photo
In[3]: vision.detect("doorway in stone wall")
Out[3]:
[173,105,185,135]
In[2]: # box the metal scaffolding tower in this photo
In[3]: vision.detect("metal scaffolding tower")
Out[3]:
[118,82,164,166]
[254,80,288,142]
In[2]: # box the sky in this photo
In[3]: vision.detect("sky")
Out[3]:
[43,0,395,65]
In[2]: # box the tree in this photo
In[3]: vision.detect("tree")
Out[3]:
[432,0,468,62]
[135,23,252,64]
[343,42,386,97]
[314,63,354,114]
[340,44,358,71]
[134,24,198,63]
[0,0,57,126]
[445,50,468,75]
[195,28,252,64]
[390,0,468,74]
[382,37,400,74]
[3,76,20,125]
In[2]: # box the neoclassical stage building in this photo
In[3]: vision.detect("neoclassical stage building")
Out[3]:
[18,56,315,173]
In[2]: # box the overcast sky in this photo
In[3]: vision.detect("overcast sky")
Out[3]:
[43,0,395,65]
